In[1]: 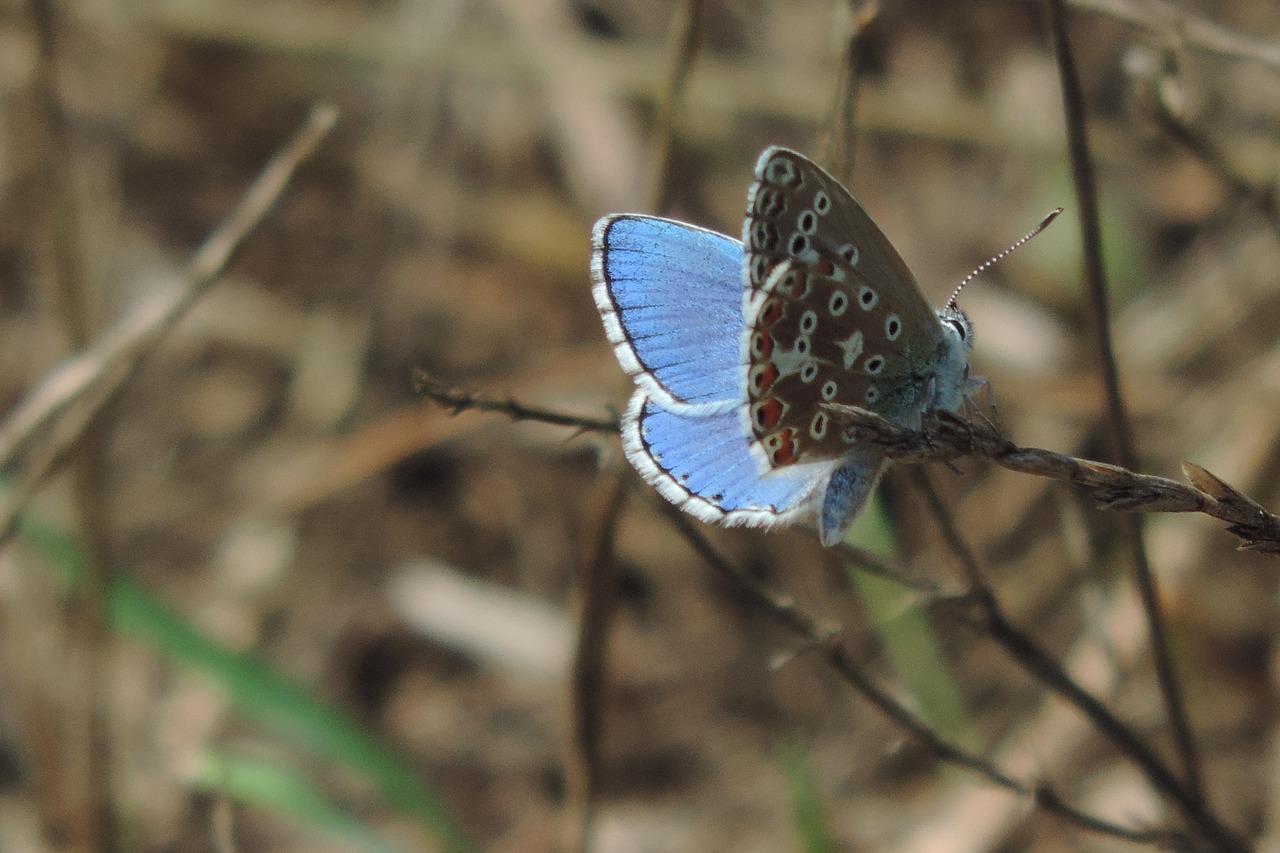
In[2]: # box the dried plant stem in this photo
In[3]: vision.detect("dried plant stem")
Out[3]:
[1045,0,1204,809]
[1145,67,1278,223]
[29,0,116,846]
[0,105,338,548]
[912,471,1246,851]
[412,372,618,433]
[645,0,704,214]
[818,0,879,180]
[562,4,704,847]
[660,504,1190,848]
[1069,0,1280,72]
[3,97,334,849]
[833,405,1280,554]
[416,385,1268,845]
[562,471,626,853]
[416,385,1280,554]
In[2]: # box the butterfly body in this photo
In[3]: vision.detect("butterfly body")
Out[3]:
[592,147,975,546]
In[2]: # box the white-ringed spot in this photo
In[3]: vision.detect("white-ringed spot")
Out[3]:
[865,384,881,405]
[750,331,773,359]
[839,243,859,265]
[788,232,810,257]
[821,380,838,401]
[800,310,818,334]
[758,298,783,327]
[810,412,829,439]
[800,362,819,383]
[829,290,848,316]
[813,190,831,215]
[857,285,878,310]
[751,255,770,286]
[798,210,817,235]
[885,314,902,341]
[750,363,780,394]
[756,187,785,217]
[766,158,801,188]
[751,221,776,250]
[864,354,886,375]
[795,335,811,356]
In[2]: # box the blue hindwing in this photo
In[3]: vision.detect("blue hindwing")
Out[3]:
[816,449,888,547]
[621,391,831,527]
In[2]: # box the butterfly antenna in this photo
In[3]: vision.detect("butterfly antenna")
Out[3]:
[946,207,1064,310]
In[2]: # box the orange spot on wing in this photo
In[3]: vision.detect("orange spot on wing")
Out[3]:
[754,397,784,431]
[771,429,797,465]
[756,363,779,393]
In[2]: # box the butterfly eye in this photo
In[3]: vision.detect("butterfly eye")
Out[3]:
[946,318,967,341]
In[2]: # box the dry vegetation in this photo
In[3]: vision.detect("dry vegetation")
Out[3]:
[2,0,1280,851]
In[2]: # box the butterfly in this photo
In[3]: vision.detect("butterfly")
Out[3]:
[591,147,975,546]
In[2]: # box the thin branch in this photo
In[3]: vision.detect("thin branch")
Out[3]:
[644,0,704,214]
[29,0,116,846]
[564,3,704,847]
[1142,57,1278,224]
[412,371,619,433]
[832,540,940,594]
[0,104,339,548]
[1068,0,1280,73]
[829,405,1280,555]
[911,471,1246,852]
[660,503,1191,849]
[1045,0,1203,807]
[412,380,1280,555]
[818,0,879,180]
[562,470,626,853]
[408,380,1265,845]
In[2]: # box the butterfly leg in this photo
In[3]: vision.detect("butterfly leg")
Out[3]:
[817,448,888,547]
[964,374,1000,433]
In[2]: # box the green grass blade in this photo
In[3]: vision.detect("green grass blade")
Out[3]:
[194,749,406,853]
[842,498,978,749]
[17,513,474,852]
[779,732,836,853]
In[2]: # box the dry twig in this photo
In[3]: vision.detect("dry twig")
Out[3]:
[0,104,339,545]
[829,405,1280,556]
[412,371,618,433]
[1046,0,1203,809]
[416,380,1269,848]
[661,505,1191,849]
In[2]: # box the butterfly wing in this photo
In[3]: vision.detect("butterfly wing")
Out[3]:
[592,215,743,415]
[818,450,888,547]
[621,390,830,528]
[742,256,962,469]
[742,147,939,335]
[738,148,960,471]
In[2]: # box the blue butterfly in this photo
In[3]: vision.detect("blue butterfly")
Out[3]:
[591,147,974,546]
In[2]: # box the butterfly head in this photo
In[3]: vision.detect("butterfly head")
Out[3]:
[936,305,973,353]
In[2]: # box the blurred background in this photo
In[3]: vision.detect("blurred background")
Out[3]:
[1,0,1280,850]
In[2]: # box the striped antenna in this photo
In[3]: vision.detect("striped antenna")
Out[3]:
[946,208,1063,310]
